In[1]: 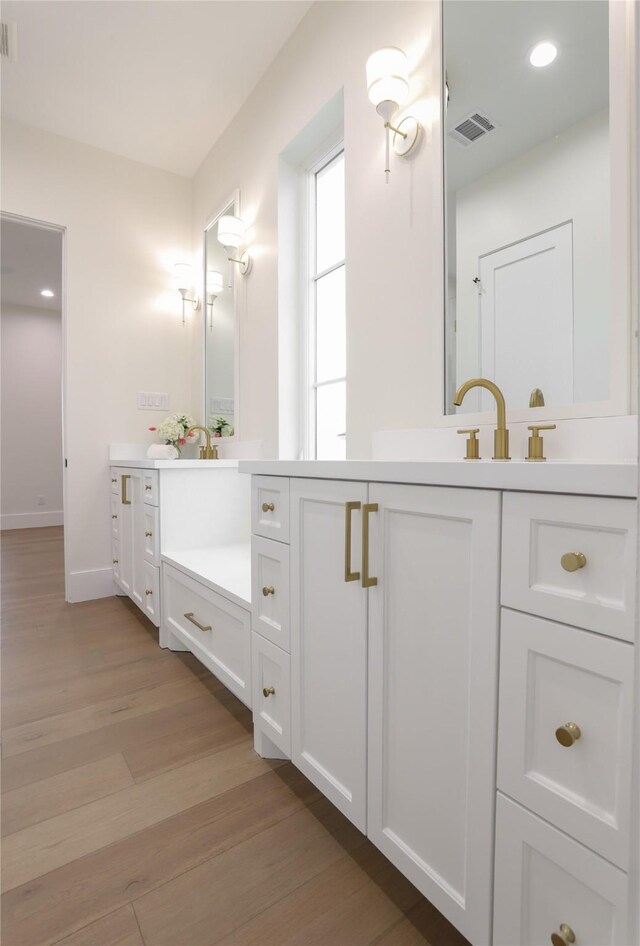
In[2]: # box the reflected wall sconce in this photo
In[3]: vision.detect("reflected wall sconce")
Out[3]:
[206,269,224,330]
[217,214,252,277]
[173,262,200,324]
[366,46,421,182]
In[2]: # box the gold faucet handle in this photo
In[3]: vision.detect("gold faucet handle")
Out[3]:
[457,428,480,461]
[526,424,556,462]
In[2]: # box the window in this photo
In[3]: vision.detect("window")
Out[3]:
[305,145,346,459]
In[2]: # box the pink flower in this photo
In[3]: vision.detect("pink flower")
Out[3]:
[148,427,157,431]
[179,438,186,445]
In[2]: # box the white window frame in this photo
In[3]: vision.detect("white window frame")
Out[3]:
[301,139,346,460]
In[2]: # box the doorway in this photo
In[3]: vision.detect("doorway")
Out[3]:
[1,213,66,590]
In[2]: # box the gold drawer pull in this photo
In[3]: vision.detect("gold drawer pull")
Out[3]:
[362,503,378,588]
[112,514,118,519]
[111,477,117,483]
[261,501,275,512]
[262,585,275,596]
[263,686,275,698]
[344,501,361,582]
[556,722,581,747]
[145,484,153,491]
[551,924,576,946]
[145,589,153,596]
[561,551,587,572]
[112,559,119,565]
[184,611,212,632]
[145,531,153,537]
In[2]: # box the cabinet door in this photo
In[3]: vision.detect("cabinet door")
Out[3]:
[115,469,133,595]
[129,470,145,609]
[290,478,369,832]
[367,483,501,946]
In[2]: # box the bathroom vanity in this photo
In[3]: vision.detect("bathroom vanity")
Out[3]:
[241,459,637,946]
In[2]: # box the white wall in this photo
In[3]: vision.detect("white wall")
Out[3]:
[191,1,442,459]
[1,303,64,528]
[454,109,610,406]
[1,120,192,601]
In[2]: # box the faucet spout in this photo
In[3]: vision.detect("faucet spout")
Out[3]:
[453,378,510,460]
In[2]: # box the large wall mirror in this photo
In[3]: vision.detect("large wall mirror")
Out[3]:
[444,0,629,417]
[204,196,238,439]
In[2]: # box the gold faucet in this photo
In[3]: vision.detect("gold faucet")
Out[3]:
[453,378,510,460]
[186,425,218,460]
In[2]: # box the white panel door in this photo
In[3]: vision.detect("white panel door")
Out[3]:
[367,483,501,946]
[479,221,574,410]
[290,478,369,833]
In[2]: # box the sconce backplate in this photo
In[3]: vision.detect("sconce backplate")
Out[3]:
[238,250,252,277]
[393,116,421,157]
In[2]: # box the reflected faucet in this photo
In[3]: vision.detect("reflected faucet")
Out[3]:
[186,425,218,460]
[453,378,510,460]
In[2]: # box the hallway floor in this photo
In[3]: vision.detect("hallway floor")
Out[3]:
[1,527,468,946]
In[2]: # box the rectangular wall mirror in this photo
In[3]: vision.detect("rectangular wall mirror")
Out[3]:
[204,196,237,439]
[443,0,626,417]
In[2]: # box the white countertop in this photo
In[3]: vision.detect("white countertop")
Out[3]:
[162,543,251,609]
[238,459,638,498]
[112,459,240,470]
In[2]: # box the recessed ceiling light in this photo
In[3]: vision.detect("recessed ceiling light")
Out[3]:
[40,289,54,298]
[529,41,558,68]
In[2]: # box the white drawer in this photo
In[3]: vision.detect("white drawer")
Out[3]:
[163,563,251,707]
[112,538,121,585]
[498,610,633,868]
[252,632,291,757]
[142,504,160,566]
[502,492,637,641]
[110,470,119,495]
[142,561,160,627]
[251,536,290,651]
[252,475,289,544]
[110,495,120,539]
[142,470,159,506]
[494,794,629,946]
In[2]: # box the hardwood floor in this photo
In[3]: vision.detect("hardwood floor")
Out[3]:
[1,527,469,946]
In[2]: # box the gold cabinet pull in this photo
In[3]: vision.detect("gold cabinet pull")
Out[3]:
[112,559,119,565]
[561,551,587,572]
[145,589,153,596]
[111,477,117,484]
[344,501,361,582]
[263,686,275,697]
[362,503,378,588]
[551,924,576,946]
[184,611,212,632]
[262,501,275,512]
[556,722,581,747]
[144,531,153,537]
[262,586,275,596]
[121,474,131,505]
[145,484,153,491]
[112,514,118,519]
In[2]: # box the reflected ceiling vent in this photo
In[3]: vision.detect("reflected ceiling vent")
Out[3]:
[0,20,18,60]
[449,110,497,148]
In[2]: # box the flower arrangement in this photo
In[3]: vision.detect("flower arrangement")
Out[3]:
[208,416,234,439]
[149,413,196,453]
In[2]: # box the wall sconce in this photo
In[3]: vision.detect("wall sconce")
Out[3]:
[173,262,200,324]
[206,270,224,330]
[366,46,421,182]
[217,214,252,277]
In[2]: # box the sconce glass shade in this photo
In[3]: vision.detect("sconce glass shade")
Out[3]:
[217,214,246,249]
[173,262,192,291]
[207,270,224,295]
[366,46,409,110]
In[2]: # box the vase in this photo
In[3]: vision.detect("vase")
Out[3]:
[146,443,179,459]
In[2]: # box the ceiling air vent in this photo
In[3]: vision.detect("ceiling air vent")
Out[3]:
[0,20,18,61]
[449,110,497,148]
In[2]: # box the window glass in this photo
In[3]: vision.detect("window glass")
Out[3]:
[315,153,345,273]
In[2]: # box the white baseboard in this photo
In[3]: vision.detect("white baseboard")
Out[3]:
[1,511,64,530]
[67,568,115,603]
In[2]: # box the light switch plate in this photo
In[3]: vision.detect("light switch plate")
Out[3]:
[138,392,170,411]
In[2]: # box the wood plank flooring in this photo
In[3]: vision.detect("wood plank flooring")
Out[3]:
[1,527,469,946]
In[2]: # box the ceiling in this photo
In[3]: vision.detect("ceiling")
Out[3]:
[0,0,313,177]
[445,0,609,193]
[1,218,63,311]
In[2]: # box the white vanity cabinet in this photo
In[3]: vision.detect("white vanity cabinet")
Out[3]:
[111,466,160,623]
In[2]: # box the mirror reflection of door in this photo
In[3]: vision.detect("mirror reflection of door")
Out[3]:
[444,0,610,414]
[204,200,236,438]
